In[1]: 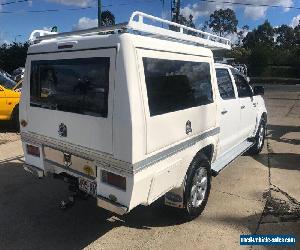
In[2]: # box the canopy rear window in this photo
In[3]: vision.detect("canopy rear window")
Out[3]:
[30,57,110,117]
[143,58,213,116]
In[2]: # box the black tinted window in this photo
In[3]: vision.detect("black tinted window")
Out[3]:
[233,73,252,98]
[30,57,110,117]
[216,68,235,100]
[143,58,213,116]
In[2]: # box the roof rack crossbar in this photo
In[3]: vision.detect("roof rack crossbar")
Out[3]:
[31,22,128,42]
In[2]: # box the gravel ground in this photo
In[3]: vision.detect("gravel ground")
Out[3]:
[0,85,299,250]
[0,122,20,145]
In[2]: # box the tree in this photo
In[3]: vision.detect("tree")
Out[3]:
[101,10,115,26]
[0,42,29,73]
[275,24,295,48]
[248,46,272,76]
[169,14,196,33]
[237,25,249,46]
[208,8,238,37]
[243,20,274,48]
[294,21,300,45]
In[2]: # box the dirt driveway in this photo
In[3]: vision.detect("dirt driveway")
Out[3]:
[0,85,299,250]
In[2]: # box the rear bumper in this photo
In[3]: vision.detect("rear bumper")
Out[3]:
[97,195,128,215]
[24,163,128,215]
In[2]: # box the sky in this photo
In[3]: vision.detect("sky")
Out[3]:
[0,0,300,44]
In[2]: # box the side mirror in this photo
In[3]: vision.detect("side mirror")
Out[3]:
[253,86,264,96]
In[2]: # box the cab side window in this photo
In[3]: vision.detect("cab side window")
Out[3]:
[233,74,252,98]
[216,68,235,100]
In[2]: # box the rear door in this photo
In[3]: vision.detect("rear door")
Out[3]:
[216,67,241,156]
[232,72,256,141]
[26,48,116,154]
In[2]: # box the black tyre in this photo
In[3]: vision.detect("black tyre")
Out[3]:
[11,105,20,131]
[183,153,211,220]
[248,118,266,155]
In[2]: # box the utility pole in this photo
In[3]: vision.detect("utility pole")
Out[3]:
[171,0,181,23]
[98,0,102,27]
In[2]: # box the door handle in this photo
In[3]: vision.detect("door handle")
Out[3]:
[253,103,257,107]
[221,110,228,115]
[241,105,245,109]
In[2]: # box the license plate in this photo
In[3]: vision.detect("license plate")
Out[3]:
[79,178,97,196]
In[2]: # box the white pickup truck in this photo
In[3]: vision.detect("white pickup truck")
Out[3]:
[20,12,267,220]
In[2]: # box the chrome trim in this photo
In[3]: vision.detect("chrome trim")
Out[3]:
[22,127,219,174]
[133,127,220,172]
[21,132,132,174]
[97,195,128,215]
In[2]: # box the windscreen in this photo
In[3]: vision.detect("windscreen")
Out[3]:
[30,57,110,118]
[0,74,17,90]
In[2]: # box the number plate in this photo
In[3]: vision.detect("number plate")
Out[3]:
[79,178,97,197]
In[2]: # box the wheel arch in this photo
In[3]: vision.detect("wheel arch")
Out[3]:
[196,144,214,164]
[10,103,19,120]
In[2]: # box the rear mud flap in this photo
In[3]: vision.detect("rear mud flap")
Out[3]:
[24,164,44,178]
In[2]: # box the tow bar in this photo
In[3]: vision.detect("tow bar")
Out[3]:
[53,173,89,210]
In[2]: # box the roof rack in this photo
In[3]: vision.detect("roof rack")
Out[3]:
[128,12,231,50]
[29,11,231,50]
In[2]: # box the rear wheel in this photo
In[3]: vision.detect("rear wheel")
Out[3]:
[183,154,211,220]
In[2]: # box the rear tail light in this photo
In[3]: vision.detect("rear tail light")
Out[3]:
[26,144,40,157]
[102,170,126,191]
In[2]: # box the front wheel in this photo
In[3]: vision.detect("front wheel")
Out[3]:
[183,154,211,220]
[248,119,266,155]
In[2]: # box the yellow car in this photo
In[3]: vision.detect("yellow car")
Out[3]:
[0,74,21,127]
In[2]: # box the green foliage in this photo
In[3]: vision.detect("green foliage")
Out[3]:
[248,46,272,76]
[0,42,29,73]
[169,14,196,33]
[243,20,274,48]
[241,19,300,77]
[101,10,115,26]
[227,47,251,64]
[208,8,238,36]
[275,25,295,48]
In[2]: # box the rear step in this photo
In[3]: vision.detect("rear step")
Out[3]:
[211,140,253,176]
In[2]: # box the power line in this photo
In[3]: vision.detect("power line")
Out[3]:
[0,6,94,14]
[1,0,29,6]
[188,0,300,10]
[1,0,300,15]
[0,1,152,14]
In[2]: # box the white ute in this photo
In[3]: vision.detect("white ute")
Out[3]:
[20,12,267,219]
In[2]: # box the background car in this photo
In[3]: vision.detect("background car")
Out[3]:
[0,69,12,79]
[11,67,25,83]
[0,73,21,128]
